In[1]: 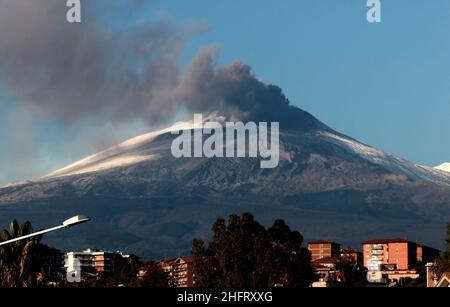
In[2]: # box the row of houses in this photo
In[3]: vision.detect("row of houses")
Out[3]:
[307,238,443,286]
[308,238,440,269]
[62,238,446,287]
[64,249,195,287]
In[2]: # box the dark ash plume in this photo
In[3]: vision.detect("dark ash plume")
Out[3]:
[0,0,323,131]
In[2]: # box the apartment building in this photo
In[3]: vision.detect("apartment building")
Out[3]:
[65,249,130,279]
[158,257,195,287]
[308,240,341,261]
[362,238,417,271]
[417,244,440,265]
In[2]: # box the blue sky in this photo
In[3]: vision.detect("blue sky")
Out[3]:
[1,0,450,185]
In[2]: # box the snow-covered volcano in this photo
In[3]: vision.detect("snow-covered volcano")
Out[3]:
[31,117,450,188]
[2,112,450,202]
[0,111,449,257]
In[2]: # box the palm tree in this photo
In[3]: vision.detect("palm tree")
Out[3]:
[0,219,63,287]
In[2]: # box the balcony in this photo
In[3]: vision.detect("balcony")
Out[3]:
[371,250,383,255]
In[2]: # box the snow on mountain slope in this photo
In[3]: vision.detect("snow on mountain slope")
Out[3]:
[435,163,450,173]
[319,131,450,185]
[38,121,450,187]
[43,121,204,179]
[2,109,450,194]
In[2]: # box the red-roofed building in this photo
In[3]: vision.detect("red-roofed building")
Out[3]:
[308,240,341,261]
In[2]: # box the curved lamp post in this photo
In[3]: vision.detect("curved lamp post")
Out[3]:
[0,215,90,247]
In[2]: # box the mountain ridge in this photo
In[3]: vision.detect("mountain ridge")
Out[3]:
[4,116,450,190]
[0,110,449,257]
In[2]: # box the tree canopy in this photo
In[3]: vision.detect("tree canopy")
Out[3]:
[192,213,314,287]
[432,222,450,279]
[0,219,63,287]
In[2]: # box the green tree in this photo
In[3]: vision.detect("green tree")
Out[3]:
[0,219,63,287]
[432,222,450,279]
[192,213,314,287]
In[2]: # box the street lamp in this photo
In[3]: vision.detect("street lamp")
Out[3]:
[0,215,90,247]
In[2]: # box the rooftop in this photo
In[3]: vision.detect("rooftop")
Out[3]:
[308,240,341,245]
[157,257,193,266]
[436,272,450,287]
[362,238,412,244]
[341,248,361,254]
[178,257,193,263]
[417,243,441,251]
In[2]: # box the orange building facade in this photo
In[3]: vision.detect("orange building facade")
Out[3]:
[308,240,341,261]
[362,238,417,271]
